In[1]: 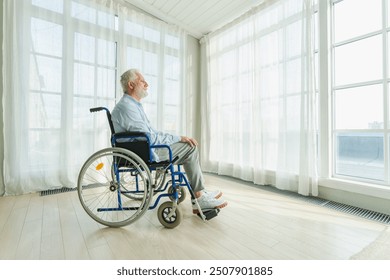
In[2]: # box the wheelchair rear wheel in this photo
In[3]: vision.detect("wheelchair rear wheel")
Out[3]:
[77,147,153,227]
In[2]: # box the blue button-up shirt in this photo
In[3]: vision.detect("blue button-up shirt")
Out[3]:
[111,94,181,161]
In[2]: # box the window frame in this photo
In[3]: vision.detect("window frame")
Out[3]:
[316,0,390,200]
[329,0,389,185]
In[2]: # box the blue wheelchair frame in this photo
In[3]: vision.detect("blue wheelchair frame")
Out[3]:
[111,131,192,211]
[79,107,220,228]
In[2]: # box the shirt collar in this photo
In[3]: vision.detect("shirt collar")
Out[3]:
[123,94,142,106]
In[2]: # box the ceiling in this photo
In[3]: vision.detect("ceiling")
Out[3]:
[124,0,266,39]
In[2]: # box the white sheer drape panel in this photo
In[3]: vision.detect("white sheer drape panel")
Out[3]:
[2,0,186,195]
[201,0,318,195]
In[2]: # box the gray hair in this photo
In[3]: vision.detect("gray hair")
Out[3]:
[120,69,140,93]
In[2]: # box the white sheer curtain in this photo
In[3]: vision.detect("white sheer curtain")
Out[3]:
[200,0,318,195]
[2,0,186,195]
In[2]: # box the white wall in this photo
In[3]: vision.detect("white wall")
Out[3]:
[0,2,4,196]
[185,35,201,141]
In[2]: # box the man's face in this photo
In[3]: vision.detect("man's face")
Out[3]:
[136,73,148,90]
[134,73,149,99]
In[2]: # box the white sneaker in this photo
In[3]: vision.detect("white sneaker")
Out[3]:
[202,189,222,199]
[192,195,227,214]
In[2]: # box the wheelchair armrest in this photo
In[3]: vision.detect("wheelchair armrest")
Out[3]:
[150,144,179,164]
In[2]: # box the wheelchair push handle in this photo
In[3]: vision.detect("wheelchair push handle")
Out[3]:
[90,107,108,113]
[90,107,115,135]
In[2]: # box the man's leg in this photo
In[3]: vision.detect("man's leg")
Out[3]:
[163,142,205,194]
[155,142,227,212]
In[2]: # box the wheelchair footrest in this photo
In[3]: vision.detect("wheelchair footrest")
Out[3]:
[197,208,220,220]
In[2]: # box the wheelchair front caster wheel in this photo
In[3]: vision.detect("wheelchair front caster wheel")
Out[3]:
[157,201,182,229]
[168,185,187,204]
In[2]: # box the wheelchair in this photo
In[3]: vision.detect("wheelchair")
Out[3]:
[77,107,220,228]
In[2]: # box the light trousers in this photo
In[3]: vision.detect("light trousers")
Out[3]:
[155,142,205,193]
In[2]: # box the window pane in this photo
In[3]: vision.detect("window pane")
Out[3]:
[163,105,179,134]
[143,76,158,126]
[97,10,116,29]
[74,33,95,63]
[97,39,116,67]
[143,75,157,103]
[334,0,382,43]
[125,21,160,43]
[388,2,390,27]
[144,51,158,75]
[254,4,279,31]
[286,19,302,58]
[286,58,302,94]
[127,47,142,69]
[30,55,62,92]
[29,130,61,169]
[239,43,252,73]
[31,18,63,57]
[125,21,143,37]
[165,34,180,49]
[144,27,160,44]
[32,0,63,13]
[259,66,279,98]
[97,68,115,98]
[143,102,157,127]
[256,31,279,66]
[30,93,61,129]
[165,55,180,79]
[73,97,94,130]
[334,35,382,86]
[74,63,95,96]
[314,52,319,91]
[314,11,319,51]
[336,133,384,181]
[239,73,252,102]
[165,80,179,105]
[335,84,383,129]
[219,50,236,79]
[72,2,96,24]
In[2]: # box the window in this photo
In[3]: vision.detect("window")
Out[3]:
[30,0,184,167]
[204,0,317,190]
[331,0,387,183]
[3,0,186,193]
[30,1,119,171]
[125,27,183,135]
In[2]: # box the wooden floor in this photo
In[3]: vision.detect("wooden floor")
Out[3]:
[0,173,387,260]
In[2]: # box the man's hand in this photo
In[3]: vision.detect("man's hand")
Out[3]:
[180,136,198,147]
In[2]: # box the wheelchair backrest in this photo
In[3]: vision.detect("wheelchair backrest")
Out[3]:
[111,133,151,164]
[90,107,152,163]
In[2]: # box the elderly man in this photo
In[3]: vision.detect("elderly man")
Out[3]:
[111,69,227,213]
